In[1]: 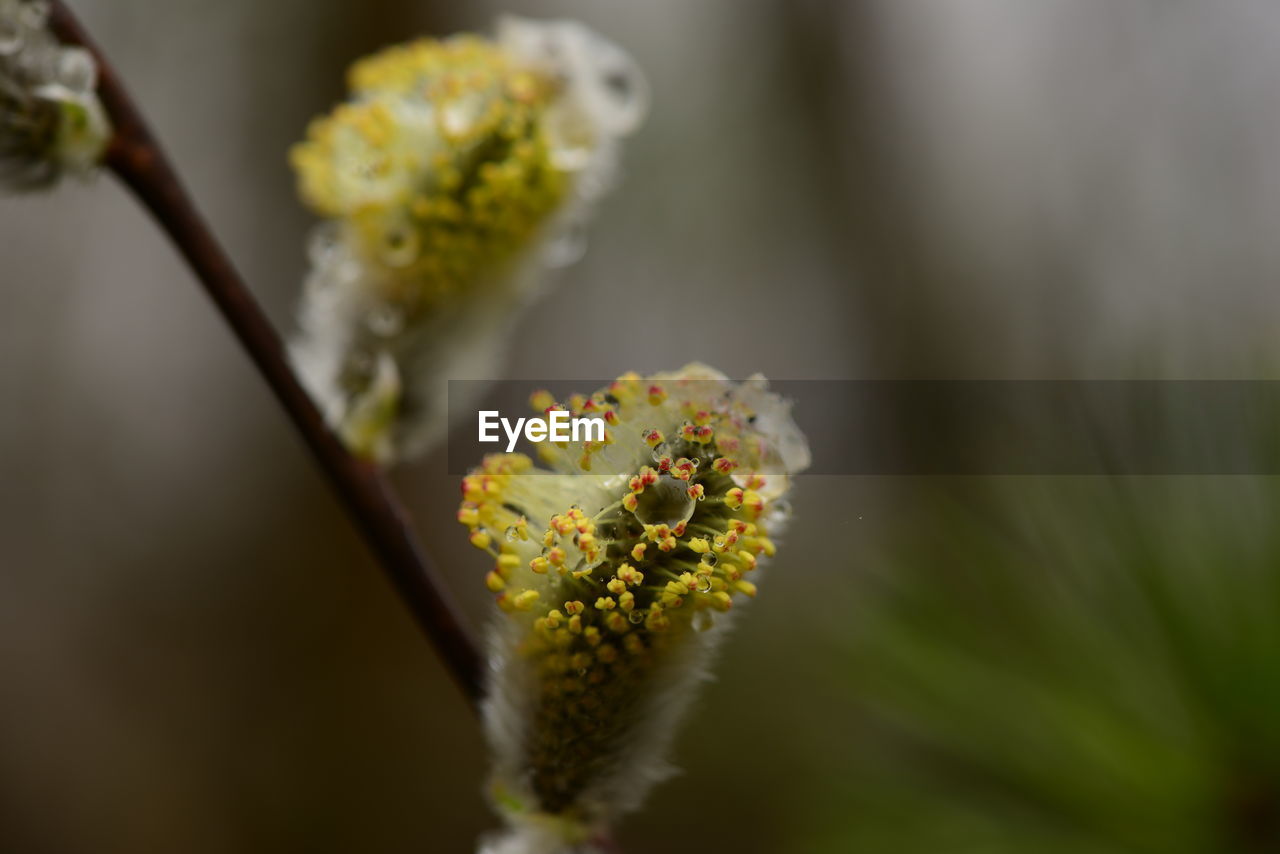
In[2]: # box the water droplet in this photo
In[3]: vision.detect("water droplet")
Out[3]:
[366,304,404,337]
[693,610,714,632]
[772,499,794,520]
[651,443,670,462]
[695,576,712,593]
[631,475,696,527]
[628,611,644,624]
[504,526,519,542]
[703,552,718,567]
[577,668,588,677]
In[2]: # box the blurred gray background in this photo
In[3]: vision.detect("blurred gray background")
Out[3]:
[4,1,1280,851]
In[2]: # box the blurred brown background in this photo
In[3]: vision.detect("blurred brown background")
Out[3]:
[5,1,1280,851]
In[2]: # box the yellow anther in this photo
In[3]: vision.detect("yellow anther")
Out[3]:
[595,596,617,611]
[725,487,745,510]
[512,589,540,611]
[617,564,644,586]
[530,389,555,412]
[564,600,585,615]
[485,570,506,592]
[645,609,671,632]
[754,537,776,557]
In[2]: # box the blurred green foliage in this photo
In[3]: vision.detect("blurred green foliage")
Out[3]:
[807,477,1280,853]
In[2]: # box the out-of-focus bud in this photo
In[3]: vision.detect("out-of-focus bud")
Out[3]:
[0,0,110,191]
[289,16,647,464]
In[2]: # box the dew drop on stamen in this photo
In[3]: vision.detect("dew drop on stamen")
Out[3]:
[695,576,712,593]
[628,610,644,624]
[631,474,695,527]
[703,552,718,567]
[692,610,714,632]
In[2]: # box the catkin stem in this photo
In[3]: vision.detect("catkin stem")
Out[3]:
[47,0,484,709]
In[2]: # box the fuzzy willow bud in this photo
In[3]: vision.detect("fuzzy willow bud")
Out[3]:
[289,17,647,463]
[0,0,110,191]
[459,365,810,852]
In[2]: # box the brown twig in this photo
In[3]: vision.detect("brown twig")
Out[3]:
[48,1,483,708]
